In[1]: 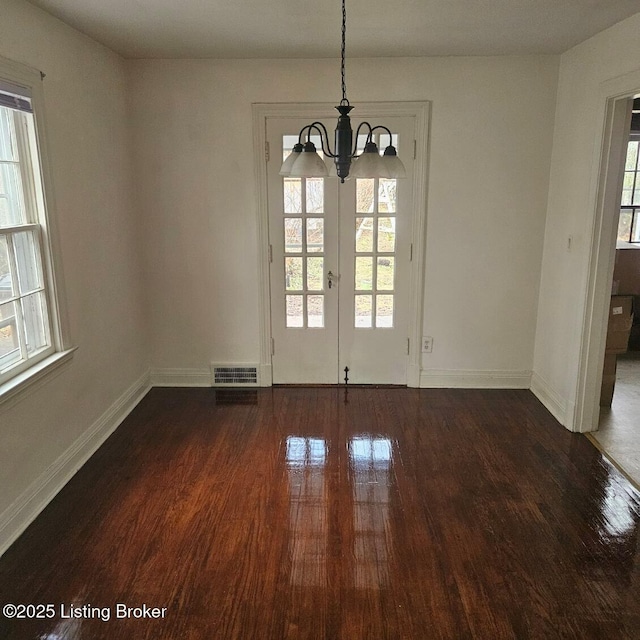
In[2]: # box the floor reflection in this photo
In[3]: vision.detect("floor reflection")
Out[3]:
[285,429,396,591]
[286,436,327,587]
[349,436,393,589]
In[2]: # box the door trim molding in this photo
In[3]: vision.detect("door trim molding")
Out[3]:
[572,70,639,432]
[252,102,430,387]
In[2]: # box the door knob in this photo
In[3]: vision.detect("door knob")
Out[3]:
[327,271,336,289]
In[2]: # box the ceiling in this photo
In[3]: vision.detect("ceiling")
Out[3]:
[26,0,640,59]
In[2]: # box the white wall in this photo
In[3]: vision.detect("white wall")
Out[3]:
[533,12,640,428]
[129,56,558,385]
[0,0,148,552]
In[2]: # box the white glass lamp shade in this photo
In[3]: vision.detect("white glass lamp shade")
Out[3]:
[289,141,329,178]
[280,143,303,176]
[350,142,386,179]
[381,146,406,178]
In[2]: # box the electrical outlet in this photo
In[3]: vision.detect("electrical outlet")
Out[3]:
[422,336,433,353]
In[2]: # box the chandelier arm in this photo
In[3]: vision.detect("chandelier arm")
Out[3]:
[368,125,394,148]
[352,121,374,156]
[308,121,337,157]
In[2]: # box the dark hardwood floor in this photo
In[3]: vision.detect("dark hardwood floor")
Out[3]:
[1,387,640,639]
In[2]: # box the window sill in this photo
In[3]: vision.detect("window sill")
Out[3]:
[0,348,77,410]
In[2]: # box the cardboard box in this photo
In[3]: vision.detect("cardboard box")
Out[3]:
[600,374,616,407]
[600,353,618,407]
[605,295,634,354]
[613,248,640,295]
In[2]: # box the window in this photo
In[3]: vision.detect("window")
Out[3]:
[618,139,640,243]
[0,62,68,395]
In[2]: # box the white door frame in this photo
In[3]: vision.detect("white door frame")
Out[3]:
[252,102,430,386]
[573,72,638,432]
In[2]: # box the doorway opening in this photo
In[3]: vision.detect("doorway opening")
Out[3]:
[591,96,640,485]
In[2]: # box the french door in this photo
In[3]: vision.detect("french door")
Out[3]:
[267,115,415,384]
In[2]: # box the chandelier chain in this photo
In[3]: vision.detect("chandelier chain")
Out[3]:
[340,0,349,106]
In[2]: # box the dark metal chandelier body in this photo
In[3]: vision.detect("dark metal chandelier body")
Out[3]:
[279,0,406,183]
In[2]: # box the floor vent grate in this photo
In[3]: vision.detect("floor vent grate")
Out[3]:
[211,365,259,386]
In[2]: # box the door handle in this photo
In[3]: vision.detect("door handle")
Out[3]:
[327,270,337,289]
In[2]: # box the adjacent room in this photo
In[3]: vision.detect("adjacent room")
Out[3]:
[1,0,640,637]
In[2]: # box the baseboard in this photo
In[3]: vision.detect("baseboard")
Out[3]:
[406,363,421,388]
[150,367,211,387]
[420,368,532,389]
[0,370,151,558]
[530,371,568,426]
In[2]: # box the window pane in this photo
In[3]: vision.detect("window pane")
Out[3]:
[0,235,14,302]
[0,300,21,370]
[376,257,394,290]
[286,295,304,327]
[285,257,303,291]
[355,294,372,328]
[355,217,373,252]
[355,257,372,291]
[306,178,324,213]
[622,189,633,206]
[618,209,633,242]
[634,188,640,206]
[0,109,17,162]
[356,179,375,213]
[306,218,324,253]
[376,295,394,328]
[623,172,635,190]
[626,141,638,171]
[284,218,302,253]
[21,291,50,354]
[377,217,396,252]
[378,179,396,213]
[307,257,323,291]
[307,295,324,328]
[0,162,26,226]
[14,230,43,294]
[284,178,302,213]
[632,213,640,242]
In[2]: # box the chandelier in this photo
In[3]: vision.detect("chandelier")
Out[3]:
[279,0,406,183]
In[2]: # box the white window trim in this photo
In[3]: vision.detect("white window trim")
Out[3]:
[0,56,73,406]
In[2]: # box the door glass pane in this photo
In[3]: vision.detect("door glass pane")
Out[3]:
[14,230,43,294]
[306,178,324,213]
[285,257,303,291]
[356,179,375,213]
[355,257,373,290]
[376,257,394,290]
[306,218,324,253]
[376,295,394,328]
[284,178,302,213]
[286,295,304,328]
[284,218,302,253]
[378,179,396,213]
[307,295,324,328]
[377,217,395,252]
[0,300,21,370]
[307,257,323,291]
[355,295,372,328]
[355,218,373,252]
[21,291,49,353]
[0,235,13,302]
